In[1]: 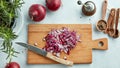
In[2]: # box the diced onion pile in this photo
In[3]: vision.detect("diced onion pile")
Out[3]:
[43,27,81,57]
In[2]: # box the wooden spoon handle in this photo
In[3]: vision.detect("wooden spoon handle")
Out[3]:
[109,9,116,28]
[110,9,116,29]
[115,8,119,30]
[102,0,108,20]
[105,8,115,33]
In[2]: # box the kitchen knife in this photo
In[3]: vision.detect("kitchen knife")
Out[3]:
[16,42,73,66]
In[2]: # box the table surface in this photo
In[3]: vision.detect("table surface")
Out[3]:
[0,0,120,68]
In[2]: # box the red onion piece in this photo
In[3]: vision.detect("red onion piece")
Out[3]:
[43,27,81,57]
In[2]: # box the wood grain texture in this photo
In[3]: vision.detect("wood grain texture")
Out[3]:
[28,24,108,64]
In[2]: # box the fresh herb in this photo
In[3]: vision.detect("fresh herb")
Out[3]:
[0,0,24,62]
[0,26,18,62]
[0,0,24,27]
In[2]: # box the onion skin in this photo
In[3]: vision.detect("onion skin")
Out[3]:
[46,0,61,11]
[5,62,20,68]
[29,4,46,22]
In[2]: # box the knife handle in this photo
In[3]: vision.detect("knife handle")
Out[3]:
[46,52,73,66]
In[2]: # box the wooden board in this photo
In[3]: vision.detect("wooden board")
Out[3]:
[28,24,108,64]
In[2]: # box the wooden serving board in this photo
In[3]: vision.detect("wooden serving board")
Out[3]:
[28,24,108,64]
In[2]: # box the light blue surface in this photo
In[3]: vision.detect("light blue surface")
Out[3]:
[0,0,120,68]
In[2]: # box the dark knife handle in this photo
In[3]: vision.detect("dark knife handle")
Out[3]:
[46,52,73,66]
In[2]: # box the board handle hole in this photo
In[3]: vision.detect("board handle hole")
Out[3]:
[98,41,104,47]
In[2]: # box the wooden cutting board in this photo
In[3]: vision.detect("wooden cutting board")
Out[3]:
[28,24,108,64]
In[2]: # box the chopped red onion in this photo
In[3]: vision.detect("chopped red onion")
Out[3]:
[34,43,38,46]
[42,27,81,57]
[63,56,67,60]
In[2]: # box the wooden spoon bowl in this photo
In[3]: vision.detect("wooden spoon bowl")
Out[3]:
[108,29,115,37]
[96,20,107,31]
[113,29,119,38]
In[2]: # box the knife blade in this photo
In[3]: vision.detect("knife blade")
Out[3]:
[16,42,73,66]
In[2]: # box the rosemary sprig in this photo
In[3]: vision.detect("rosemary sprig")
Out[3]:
[0,0,24,27]
[0,26,18,62]
[0,0,24,62]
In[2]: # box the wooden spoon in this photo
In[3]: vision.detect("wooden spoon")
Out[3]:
[106,8,116,36]
[96,0,107,32]
[113,8,119,38]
